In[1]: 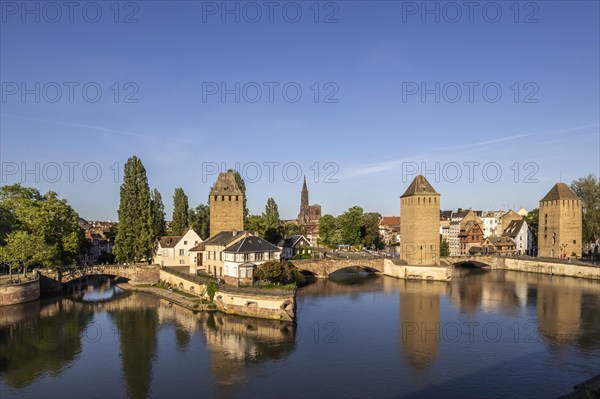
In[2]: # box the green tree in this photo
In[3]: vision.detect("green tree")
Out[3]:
[255,260,303,284]
[228,169,249,221]
[0,203,16,246]
[318,214,338,248]
[362,212,384,249]
[524,208,539,251]
[263,198,280,229]
[0,231,57,277]
[189,204,210,239]
[339,206,364,246]
[284,223,305,237]
[571,175,600,246]
[114,156,154,264]
[0,184,84,267]
[150,189,166,239]
[440,238,450,257]
[245,215,265,236]
[263,198,282,244]
[171,188,189,235]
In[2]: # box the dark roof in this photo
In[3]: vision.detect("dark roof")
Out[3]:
[224,236,281,253]
[502,219,526,238]
[440,210,453,220]
[452,209,471,219]
[189,242,205,251]
[159,236,183,248]
[278,235,308,248]
[540,183,580,202]
[487,236,515,247]
[204,230,246,246]
[210,172,243,196]
[401,175,439,198]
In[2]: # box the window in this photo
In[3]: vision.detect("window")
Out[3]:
[244,253,250,261]
[256,252,263,261]
[179,259,185,264]
[229,195,231,201]
[219,252,222,261]
[179,249,185,256]
[184,240,187,245]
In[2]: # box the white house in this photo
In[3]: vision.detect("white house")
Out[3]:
[502,219,532,255]
[153,228,203,267]
[222,235,281,285]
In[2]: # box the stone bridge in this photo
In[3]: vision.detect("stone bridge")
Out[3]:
[38,265,160,291]
[442,255,501,268]
[292,258,384,278]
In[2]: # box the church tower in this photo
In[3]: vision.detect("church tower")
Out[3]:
[298,177,310,224]
[400,175,441,265]
[209,172,244,237]
[538,183,582,258]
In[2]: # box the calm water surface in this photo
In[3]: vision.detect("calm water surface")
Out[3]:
[1,270,599,398]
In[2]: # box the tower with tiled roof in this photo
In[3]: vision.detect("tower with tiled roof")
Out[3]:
[400,175,441,265]
[209,172,244,237]
[538,182,582,258]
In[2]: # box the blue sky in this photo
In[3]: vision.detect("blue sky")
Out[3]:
[1,0,598,221]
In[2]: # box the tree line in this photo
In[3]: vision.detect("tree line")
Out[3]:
[318,206,384,250]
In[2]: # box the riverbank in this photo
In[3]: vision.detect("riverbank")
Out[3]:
[116,282,216,312]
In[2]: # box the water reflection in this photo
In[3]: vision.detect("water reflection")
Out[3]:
[0,270,599,398]
[0,298,93,388]
[398,281,446,371]
[202,312,295,398]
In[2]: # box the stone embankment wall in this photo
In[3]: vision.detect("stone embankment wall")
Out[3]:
[0,279,40,306]
[496,258,600,280]
[382,259,451,281]
[159,269,207,296]
[214,286,296,321]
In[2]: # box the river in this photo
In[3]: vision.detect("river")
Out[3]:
[1,269,599,398]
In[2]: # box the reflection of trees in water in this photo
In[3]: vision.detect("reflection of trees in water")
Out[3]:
[108,306,158,399]
[0,299,94,388]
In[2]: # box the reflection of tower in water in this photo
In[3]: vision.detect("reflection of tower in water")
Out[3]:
[399,281,445,371]
[537,282,582,344]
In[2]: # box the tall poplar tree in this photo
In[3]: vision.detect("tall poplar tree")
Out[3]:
[114,156,154,264]
[171,188,189,235]
[263,197,282,244]
[150,189,166,239]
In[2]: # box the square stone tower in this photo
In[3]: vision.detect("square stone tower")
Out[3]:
[400,175,441,265]
[209,172,244,237]
[538,183,582,258]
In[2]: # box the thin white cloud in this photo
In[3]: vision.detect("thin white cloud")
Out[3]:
[0,113,195,144]
[342,124,599,179]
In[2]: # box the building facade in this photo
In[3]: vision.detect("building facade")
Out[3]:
[153,228,203,267]
[502,219,532,255]
[400,175,440,265]
[538,183,582,258]
[222,235,281,285]
[209,172,244,237]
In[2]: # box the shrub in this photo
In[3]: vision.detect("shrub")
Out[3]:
[206,281,218,303]
[255,260,304,284]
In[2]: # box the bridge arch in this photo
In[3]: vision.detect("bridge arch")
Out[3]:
[292,258,383,278]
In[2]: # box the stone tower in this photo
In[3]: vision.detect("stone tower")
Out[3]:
[400,175,441,265]
[538,183,582,258]
[209,172,244,237]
